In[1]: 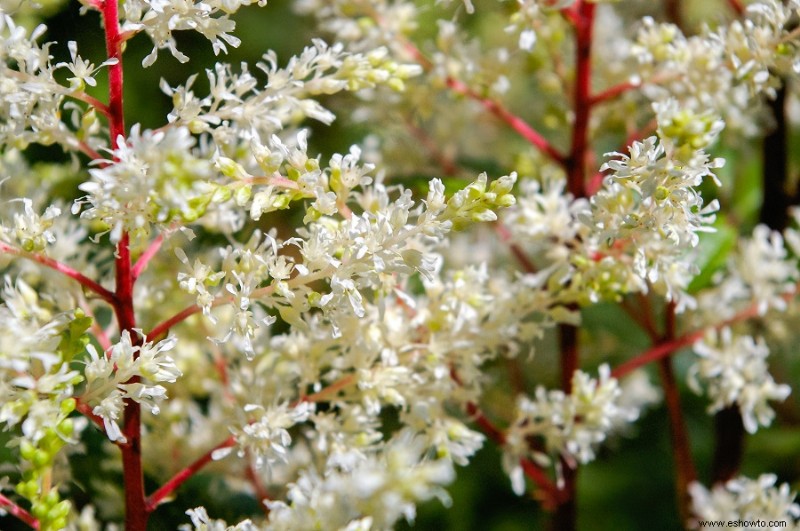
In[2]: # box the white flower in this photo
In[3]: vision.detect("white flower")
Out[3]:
[265,433,454,530]
[689,474,800,528]
[2,198,61,252]
[689,328,790,433]
[502,365,639,494]
[55,41,117,91]
[519,29,536,51]
[81,330,181,441]
[75,125,207,243]
[731,225,798,315]
[233,402,314,470]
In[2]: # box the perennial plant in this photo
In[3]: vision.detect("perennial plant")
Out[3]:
[1,0,800,529]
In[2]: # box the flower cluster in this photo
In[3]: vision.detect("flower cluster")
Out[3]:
[502,365,639,495]
[80,330,181,442]
[0,279,89,531]
[632,1,800,132]
[504,103,723,310]
[3,0,800,528]
[689,328,790,434]
[689,475,800,529]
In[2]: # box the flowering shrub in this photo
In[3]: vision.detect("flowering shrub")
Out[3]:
[1,0,800,529]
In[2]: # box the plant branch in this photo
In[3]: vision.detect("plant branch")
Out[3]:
[727,0,746,16]
[147,372,358,510]
[75,396,109,434]
[101,0,148,525]
[565,1,596,199]
[446,77,567,165]
[147,265,335,340]
[611,284,799,379]
[68,90,112,118]
[495,222,537,274]
[0,493,38,529]
[589,79,641,106]
[300,374,356,403]
[657,302,697,523]
[554,320,579,531]
[396,38,566,166]
[132,233,164,281]
[0,241,116,303]
[145,436,236,512]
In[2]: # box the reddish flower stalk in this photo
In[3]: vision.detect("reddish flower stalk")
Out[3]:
[0,493,38,529]
[565,1,596,199]
[554,320,579,530]
[145,436,236,511]
[612,330,703,380]
[132,233,164,281]
[0,241,116,304]
[589,79,641,106]
[553,4,596,527]
[495,222,537,274]
[452,368,559,503]
[613,282,800,380]
[100,0,149,527]
[445,77,567,165]
[398,37,566,166]
[148,303,202,340]
[465,400,561,505]
[75,396,110,434]
[727,0,746,16]
[657,302,697,524]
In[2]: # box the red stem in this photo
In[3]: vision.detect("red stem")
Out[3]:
[611,284,789,380]
[132,233,164,280]
[0,241,116,304]
[145,436,236,511]
[398,39,565,166]
[75,396,110,434]
[465,401,506,445]
[565,1,596,199]
[0,493,38,529]
[589,79,640,106]
[69,91,111,118]
[116,233,147,529]
[656,302,697,524]
[495,222,537,273]
[101,0,148,527]
[554,321,579,530]
[76,140,104,161]
[452,369,559,503]
[446,77,567,165]
[611,330,702,379]
[103,0,125,148]
[244,454,272,515]
[727,0,746,16]
[659,355,696,523]
[147,303,201,340]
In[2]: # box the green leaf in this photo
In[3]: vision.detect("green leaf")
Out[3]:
[57,311,93,363]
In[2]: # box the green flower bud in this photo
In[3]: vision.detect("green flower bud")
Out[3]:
[60,398,76,415]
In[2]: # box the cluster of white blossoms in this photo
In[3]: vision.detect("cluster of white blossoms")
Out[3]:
[502,365,640,495]
[689,328,790,434]
[80,330,181,442]
[3,0,800,529]
[631,1,800,133]
[502,98,724,309]
[689,475,800,529]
